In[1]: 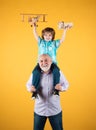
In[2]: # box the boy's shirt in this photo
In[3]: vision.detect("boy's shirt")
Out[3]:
[38,37,60,64]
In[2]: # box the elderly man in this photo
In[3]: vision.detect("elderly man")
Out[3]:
[26,54,69,130]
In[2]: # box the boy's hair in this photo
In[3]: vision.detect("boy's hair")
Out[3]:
[41,27,55,40]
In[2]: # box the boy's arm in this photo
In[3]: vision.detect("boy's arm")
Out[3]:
[33,24,39,41]
[60,28,67,44]
[28,17,39,42]
[60,22,73,44]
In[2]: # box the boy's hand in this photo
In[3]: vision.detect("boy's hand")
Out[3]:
[64,23,73,29]
[28,16,40,27]
[58,21,73,29]
[28,17,36,26]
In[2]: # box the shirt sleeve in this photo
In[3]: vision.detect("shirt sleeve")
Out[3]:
[59,71,69,91]
[55,39,60,48]
[38,37,42,46]
[26,74,33,92]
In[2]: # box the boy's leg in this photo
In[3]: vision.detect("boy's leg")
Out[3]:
[48,111,64,130]
[32,63,41,88]
[34,112,47,130]
[51,63,60,95]
[32,64,41,99]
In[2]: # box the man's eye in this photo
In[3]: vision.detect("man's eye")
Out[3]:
[45,59,47,62]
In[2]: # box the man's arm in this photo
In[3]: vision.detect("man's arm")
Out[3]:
[55,71,69,91]
[26,74,36,92]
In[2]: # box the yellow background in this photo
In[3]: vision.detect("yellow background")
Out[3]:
[0,0,96,130]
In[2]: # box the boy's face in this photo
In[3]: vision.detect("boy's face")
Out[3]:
[43,32,53,41]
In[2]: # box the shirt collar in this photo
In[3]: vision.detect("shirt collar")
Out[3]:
[41,70,51,74]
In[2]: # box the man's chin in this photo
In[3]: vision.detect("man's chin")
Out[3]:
[41,67,50,72]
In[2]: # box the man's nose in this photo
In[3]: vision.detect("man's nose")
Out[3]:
[43,61,47,65]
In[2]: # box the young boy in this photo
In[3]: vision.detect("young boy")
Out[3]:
[29,18,72,99]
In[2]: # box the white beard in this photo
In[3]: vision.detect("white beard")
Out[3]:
[41,65,51,72]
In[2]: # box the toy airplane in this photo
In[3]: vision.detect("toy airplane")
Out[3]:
[58,21,73,29]
[20,13,48,23]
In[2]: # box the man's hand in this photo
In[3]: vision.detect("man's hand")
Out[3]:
[30,86,36,92]
[55,84,62,91]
